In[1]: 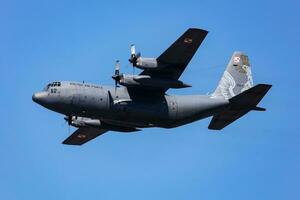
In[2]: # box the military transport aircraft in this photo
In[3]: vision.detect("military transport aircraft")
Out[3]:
[32,28,271,145]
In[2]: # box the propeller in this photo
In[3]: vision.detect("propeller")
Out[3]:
[112,60,121,88]
[128,44,141,67]
[63,115,74,134]
[64,115,73,126]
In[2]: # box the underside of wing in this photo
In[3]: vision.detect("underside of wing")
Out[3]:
[140,28,208,80]
[62,127,108,145]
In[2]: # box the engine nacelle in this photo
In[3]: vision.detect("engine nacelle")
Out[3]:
[119,75,191,89]
[119,75,140,87]
[135,57,158,69]
[71,117,101,128]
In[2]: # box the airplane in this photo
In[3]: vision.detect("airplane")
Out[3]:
[32,28,272,145]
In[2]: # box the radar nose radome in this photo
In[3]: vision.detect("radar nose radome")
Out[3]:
[32,93,38,102]
[32,92,47,104]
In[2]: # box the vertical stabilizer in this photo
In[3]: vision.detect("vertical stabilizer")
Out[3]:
[212,52,253,99]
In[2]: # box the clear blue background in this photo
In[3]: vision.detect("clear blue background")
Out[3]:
[1,0,299,199]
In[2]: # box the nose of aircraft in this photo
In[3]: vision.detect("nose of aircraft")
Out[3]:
[32,91,48,105]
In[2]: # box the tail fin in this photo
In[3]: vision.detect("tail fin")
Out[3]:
[212,51,253,99]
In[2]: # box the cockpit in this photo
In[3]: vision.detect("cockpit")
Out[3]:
[44,81,61,91]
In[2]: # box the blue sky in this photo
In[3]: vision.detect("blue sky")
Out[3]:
[1,0,299,199]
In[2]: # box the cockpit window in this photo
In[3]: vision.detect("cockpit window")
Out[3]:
[44,82,61,91]
[52,82,61,87]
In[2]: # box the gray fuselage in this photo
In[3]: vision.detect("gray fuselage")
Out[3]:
[32,81,229,129]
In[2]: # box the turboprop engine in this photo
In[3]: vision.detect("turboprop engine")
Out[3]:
[135,57,158,69]
[64,116,141,132]
[65,116,101,128]
[119,74,191,89]
[128,44,162,70]
[111,60,191,89]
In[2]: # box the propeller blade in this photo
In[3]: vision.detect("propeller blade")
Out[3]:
[64,115,72,125]
[115,60,120,76]
[112,60,121,89]
[68,116,72,125]
[129,44,141,67]
[130,44,136,57]
[129,44,140,74]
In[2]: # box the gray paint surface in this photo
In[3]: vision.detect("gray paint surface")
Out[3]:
[32,28,271,145]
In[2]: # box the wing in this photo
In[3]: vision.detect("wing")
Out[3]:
[140,28,208,80]
[62,127,108,145]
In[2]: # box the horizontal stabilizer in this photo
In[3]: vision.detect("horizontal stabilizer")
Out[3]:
[208,109,251,130]
[229,84,272,109]
[208,84,272,130]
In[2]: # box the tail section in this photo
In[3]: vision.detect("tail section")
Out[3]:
[212,52,253,99]
[208,84,272,130]
[209,52,272,130]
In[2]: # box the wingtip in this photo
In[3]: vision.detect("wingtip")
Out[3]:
[188,28,209,33]
[62,140,82,146]
[62,142,82,146]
